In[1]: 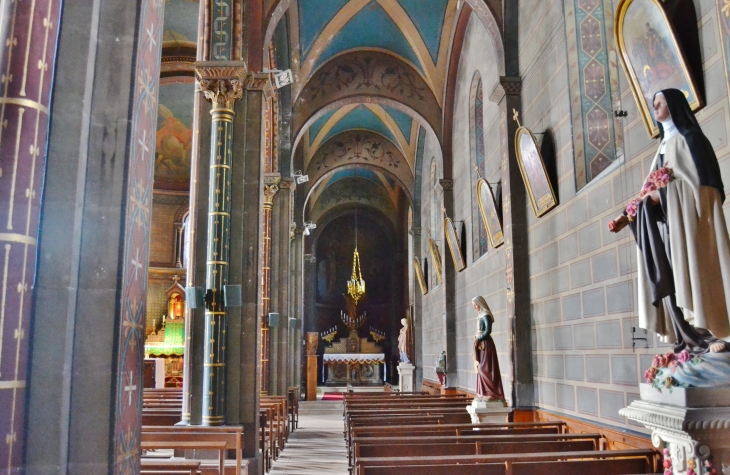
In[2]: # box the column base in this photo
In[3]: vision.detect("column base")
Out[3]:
[466,397,511,424]
[397,363,415,392]
[620,384,730,475]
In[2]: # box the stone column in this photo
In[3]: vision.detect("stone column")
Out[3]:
[306,333,319,401]
[302,253,317,396]
[440,179,458,387]
[24,0,164,473]
[289,227,305,390]
[196,63,246,426]
[491,76,533,407]
[260,181,278,394]
[0,0,62,470]
[410,226,423,390]
[270,178,294,395]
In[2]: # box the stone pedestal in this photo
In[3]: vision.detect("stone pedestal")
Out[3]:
[466,397,511,424]
[620,384,730,474]
[398,363,415,392]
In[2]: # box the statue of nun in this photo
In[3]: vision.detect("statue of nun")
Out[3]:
[471,296,505,400]
[608,88,730,355]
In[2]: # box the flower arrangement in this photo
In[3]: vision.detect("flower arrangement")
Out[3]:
[624,167,675,221]
[644,349,702,391]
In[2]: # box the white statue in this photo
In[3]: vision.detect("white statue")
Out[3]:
[398,318,410,363]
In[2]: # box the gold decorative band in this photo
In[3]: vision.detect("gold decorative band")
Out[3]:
[207,260,229,265]
[205,311,227,315]
[209,212,230,216]
[0,97,48,113]
[0,233,37,245]
[0,379,26,389]
[204,363,226,367]
[210,164,231,169]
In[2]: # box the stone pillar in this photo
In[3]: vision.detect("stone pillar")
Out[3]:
[491,77,533,407]
[440,179,458,388]
[410,226,423,390]
[0,0,62,470]
[398,363,415,392]
[224,73,272,466]
[289,228,305,391]
[270,178,294,395]
[260,181,278,394]
[302,253,317,395]
[24,0,164,473]
[196,63,246,426]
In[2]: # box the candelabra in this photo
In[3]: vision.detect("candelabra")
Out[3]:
[341,310,366,333]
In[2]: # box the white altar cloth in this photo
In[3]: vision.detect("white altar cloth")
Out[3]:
[323,353,385,364]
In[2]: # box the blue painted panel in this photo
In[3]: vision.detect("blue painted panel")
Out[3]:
[323,105,397,145]
[315,2,423,73]
[309,109,337,145]
[397,0,448,63]
[298,0,350,59]
[330,167,383,187]
[382,105,413,142]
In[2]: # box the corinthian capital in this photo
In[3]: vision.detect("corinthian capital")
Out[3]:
[195,62,247,110]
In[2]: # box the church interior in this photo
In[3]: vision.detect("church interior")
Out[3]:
[4,0,730,473]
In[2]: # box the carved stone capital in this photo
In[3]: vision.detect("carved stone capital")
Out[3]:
[263,184,279,205]
[245,73,274,100]
[263,173,281,185]
[409,226,421,236]
[439,179,454,191]
[195,62,247,110]
[278,178,296,190]
[499,76,522,95]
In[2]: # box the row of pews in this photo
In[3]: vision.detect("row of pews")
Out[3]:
[141,387,300,474]
[343,392,661,475]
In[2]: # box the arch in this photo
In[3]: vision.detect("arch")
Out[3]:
[303,164,413,218]
[292,51,442,152]
[305,204,399,255]
[305,130,414,195]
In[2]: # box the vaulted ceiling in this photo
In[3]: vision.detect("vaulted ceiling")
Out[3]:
[268,0,462,227]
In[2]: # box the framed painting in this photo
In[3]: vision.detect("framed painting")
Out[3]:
[413,257,428,295]
[429,238,443,285]
[615,0,703,138]
[515,127,557,217]
[444,217,466,272]
[476,178,503,248]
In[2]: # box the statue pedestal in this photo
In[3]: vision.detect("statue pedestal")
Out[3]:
[466,397,511,424]
[398,362,415,392]
[620,384,730,474]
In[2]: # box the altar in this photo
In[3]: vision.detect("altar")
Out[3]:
[323,353,384,386]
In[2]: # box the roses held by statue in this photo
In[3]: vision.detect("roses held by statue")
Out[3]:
[624,167,674,221]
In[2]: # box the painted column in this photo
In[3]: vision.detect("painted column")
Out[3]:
[260,182,278,394]
[440,179,458,388]
[0,1,62,470]
[289,227,305,390]
[491,76,533,407]
[196,64,245,426]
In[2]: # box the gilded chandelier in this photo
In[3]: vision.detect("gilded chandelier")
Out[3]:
[347,209,366,304]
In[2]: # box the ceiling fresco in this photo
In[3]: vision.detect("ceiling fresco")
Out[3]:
[155,81,195,188]
[163,0,199,46]
[305,104,417,165]
[308,177,400,228]
[289,0,457,102]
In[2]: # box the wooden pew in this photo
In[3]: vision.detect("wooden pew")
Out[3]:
[287,387,299,432]
[140,459,201,475]
[141,426,243,475]
[354,449,658,475]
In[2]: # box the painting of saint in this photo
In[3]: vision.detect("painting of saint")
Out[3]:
[516,129,556,217]
[616,0,702,137]
[476,178,503,248]
[155,82,194,186]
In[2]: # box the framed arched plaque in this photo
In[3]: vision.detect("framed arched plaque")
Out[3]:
[429,238,443,285]
[476,178,504,248]
[515,127,557,217]
[413,257,428,295]
[444,217,466,272]
[615,0,702,138]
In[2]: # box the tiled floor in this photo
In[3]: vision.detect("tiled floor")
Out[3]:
[268,401,349,475]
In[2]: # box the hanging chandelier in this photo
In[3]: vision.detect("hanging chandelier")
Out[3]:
[347,209,365,304]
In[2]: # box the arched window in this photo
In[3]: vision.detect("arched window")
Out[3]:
[430,159,440,288]
[471,75,489,260]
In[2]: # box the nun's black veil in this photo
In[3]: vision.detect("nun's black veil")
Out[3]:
[654,88,725,202]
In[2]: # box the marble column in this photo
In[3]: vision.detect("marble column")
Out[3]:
[24,0,165,473]
[289,227,305,391]
[196,63,246,426]
[0,0,62,470]
[490,77,533,407]
[260,181,278,394]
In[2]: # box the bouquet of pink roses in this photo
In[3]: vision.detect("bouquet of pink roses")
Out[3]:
[624,167,674,222]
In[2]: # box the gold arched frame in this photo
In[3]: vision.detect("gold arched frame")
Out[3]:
[615,0,703,138]
[413,256,428,295]
[444,217,466,272]
[429,238,443,285]
[514,127,557,217]
[476,178,504,248]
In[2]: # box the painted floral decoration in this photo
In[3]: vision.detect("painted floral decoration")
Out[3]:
[644,350,703,391]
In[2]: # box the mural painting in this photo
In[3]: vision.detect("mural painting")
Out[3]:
[155,81,195,187]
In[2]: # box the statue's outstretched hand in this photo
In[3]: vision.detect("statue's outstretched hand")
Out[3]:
[608,214,629,233]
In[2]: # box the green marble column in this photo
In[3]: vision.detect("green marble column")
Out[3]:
[196,64,245,425]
